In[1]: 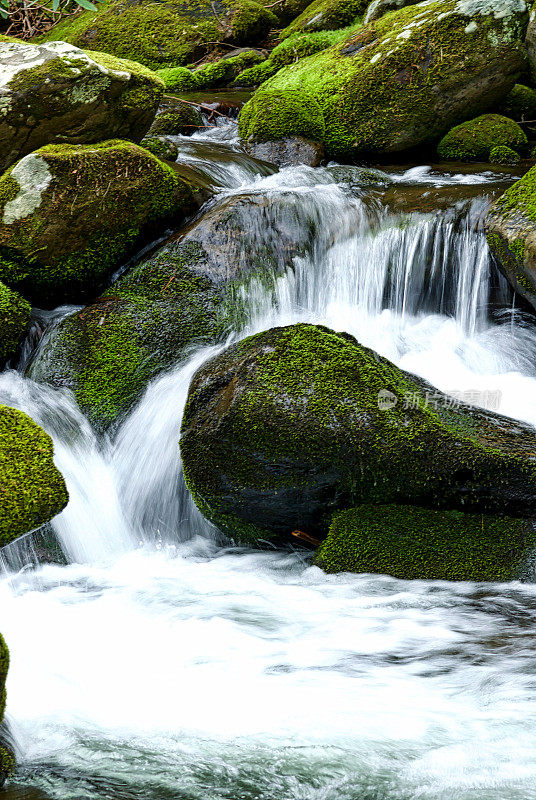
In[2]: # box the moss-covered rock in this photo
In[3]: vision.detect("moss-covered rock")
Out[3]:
[180,323,536,544]
[495,82,536,122]
[489,144,521,164]
[239,87,325,142]
[0,140,196,306]
[149,104,204,135]
[140,135,180,161]
[437,114,527,161]
[239,0,529,157]
[314,505,536,581]
[0,405,68,544]
[485,165,536,312]
[0,282,31,361]
[363,0,421,24]
[0,39,163,172]
[0,634,13,787]
[157,65,202,92]
[28,192,311,429]
[40,0,277,70]
[280,0,365,38]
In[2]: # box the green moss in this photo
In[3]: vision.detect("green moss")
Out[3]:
[180,323,536,543]
[0,139,194,305]
[489,144,521,164]
[280,0,365,37]
[0,634,8,723]
[150,105,203,135]
[0,281,31,360]
[157,66,201,92]
[0,405,68,545]
[495,83,536,121]
[238,87,325,141]
[39,0,276,70]
[140,135,179,161]
[437,114,528,161]
[314,505,536,581]
[239,0,529,157]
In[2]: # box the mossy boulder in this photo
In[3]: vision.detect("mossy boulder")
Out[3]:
[0,282,31,361]
[0,634,13,787]
[149,104,203,136]
[180,323,536,544]
[437,114,527,161]
[489,144,520,164]
[41,0,277,70]
[239,0,529,157]
[0,405,68,544]
[485,165,536,312]
[280,0,365,38]
[239,87,325,142]
[0,39,163,172]
[0,140,196,306]
[495,82,536,122]
[363,0,421,24]
[28,192,311,429]
[140,135,180,161]
[314,505,536,581]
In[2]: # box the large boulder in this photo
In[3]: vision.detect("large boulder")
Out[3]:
[43,0,277,70]
[28,191,311,430]
[180,324,536,543]
[280,0,366,37]
[239,0,529,157]
[0,282,30,361]
[0,405,68,545]
[314,505,536,581]
[0,140,196,306]
[486,166,536,311]
[0,39,163,172]
[437,114,527,161]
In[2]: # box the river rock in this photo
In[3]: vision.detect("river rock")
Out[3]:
[0,405,68,545]
[41,0,277,70]
[0,140,195,306]
[28,191,311,430]
[0,38,163,172]
[0,635,13,786]
[140,135,180,161]
[485,166,536,311]
[239,0,529,157]
[437,114,527,161]
[149,103,203,136]
[280,0,366,38]
[180,323,536,543]
[0,282,30,361]
[315,505,536,581]
[245,136,325,167]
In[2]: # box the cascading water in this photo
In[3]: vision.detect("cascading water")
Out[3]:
[2,123,536,799]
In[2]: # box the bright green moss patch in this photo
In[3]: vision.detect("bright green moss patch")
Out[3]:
[495,83,536,122]
[0,405,68,545]
[280,0,365,38]
[0,282,31,361]
[0,140,195,305]
[489,145,520,164]
[238,87,325,141]
[157,66,201,92]
[40,0,277,69]
[437,114,528,161]
[315,505,536,581]
[0,634,8,722]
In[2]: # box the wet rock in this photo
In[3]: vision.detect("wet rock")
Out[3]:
[0,140,195,306]
[314,505,536,581]
[437,114,527,161]
[180,323,536,543]
[140,135,180,161]
[239,0,529,158]
[149,103,203,136]
[0,38,163,171]
[0,405,68,545]
[486,165,536,312]
[245,136,324,167]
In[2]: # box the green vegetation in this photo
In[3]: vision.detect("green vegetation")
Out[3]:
[40,0,277,69]
[0,405,68,545]
[0,282,31,360]
[0,140,194,305]
[496,83,536,122]
[315,505,536,581]
[489,145,521,165]
[150,105,203,135]
[437,114,527,161]
[140,136,179,161]
[280,0,365,38]
[239,87,325,141]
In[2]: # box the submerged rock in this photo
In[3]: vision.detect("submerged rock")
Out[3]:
[180,323,536,544]
[437,114,527,161]
[0,140,195,306]
[0,282,31,361]
[0,39,163,171]
[239,0,529,157]
[486,166,536,311]
[244,136,324,166]
[0,405,68,545]
[42,0,277,70]
[314,505,536,581]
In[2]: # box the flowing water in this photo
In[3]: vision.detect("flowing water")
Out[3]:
[2,123,536,799]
